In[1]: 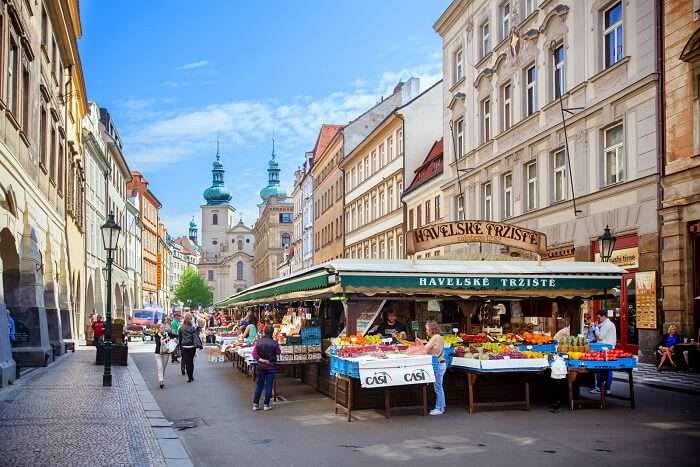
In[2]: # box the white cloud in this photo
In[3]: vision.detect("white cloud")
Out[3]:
[177,60,210,71]
[122,60,442,233]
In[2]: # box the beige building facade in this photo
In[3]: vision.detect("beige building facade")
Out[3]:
[312,125,344,264]
[660,0,700,337]
[435,0,661,356]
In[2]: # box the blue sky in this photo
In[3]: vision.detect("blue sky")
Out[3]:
[80,0,449,237]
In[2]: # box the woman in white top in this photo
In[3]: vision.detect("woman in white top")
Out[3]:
[417,320,446,415]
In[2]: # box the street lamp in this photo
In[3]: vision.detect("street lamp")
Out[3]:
[598,225,616,263]
[101,212,121,387]
[598,225,617,317]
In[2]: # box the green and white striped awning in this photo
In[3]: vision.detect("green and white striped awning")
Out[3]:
[215,259,625,308]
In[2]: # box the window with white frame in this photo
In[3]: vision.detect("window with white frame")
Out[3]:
[502,82,512,131]
[351,166,357,189]
[379,143,385,167]
[358,203,363,227]
[388,236,395,259]
[526,161,537,211]
[425,200,431,224]
[345,211,350,233]
[553,43,565,99]
[456,118,464,157]
[371,194,377,221]
[481,21,491,57]
[524,0,535,17]
[501,2,511,41]
[364,198,369,224]
[364,156,370,180]
[409,209,414,230]
[371,151,377,174]
[358,161,364,183]
[503,172,513,219]
[603,123,624,186]
[379,189,385,216]
[525,64,537,116]
[351,206,357,230]
[482,182,493,220]
[398,234,404,258]
[553,149,567,202]
[435,195,441,220]
[454,48,464,83]
[379,239,385,259]
[481,97,491,142]
[387,184,394,211]
[604,2,623,68]
[388,136,394,160]
[417,204,422,228]
[397,129,404,155]
[456,195,465,220]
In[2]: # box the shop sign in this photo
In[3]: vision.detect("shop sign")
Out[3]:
[406,220,547,256]
[545,245,575,261]
[418,276,558,289]
[635,271,657,329]
[358,364,435,388]
[594,247,638,269]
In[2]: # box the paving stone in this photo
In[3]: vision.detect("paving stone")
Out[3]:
[0,349,170,467]
[158,438,189,459]
[152,427,179,439]
[166,459,195,467]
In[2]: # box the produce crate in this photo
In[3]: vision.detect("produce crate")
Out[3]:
[306,344,322,353]
[308,352,322,361]
[301,327,321,345]
[294,354,308,361]
[280,345,294,354]
[567,357,636,369]
[293,345,308,354]
[302,337,321,345]
[517,344,557,353]
[279,353,295,362]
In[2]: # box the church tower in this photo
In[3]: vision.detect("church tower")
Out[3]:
[188,217,198,245]
[200,142,236,260]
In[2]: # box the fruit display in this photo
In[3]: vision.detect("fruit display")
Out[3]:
[443,335,463,347]
[333,335,383,346]
[492,333,523,345]
[521,332,553,345]
[461,334,490,344]
[557,335,589,353]
[573,349,633,361]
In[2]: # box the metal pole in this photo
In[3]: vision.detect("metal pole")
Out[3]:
[103,254,113,387]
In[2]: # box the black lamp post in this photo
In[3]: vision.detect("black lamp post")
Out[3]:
[598,225,617,315]
[101,212,121,387]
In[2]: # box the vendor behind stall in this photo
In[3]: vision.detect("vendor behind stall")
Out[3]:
[371,308,408,340]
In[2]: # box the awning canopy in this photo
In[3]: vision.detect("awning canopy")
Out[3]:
[215,259,625,308]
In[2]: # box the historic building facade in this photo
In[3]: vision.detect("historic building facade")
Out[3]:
[404,138,446,259]
[310,124,343,264]
[198,148,255,303]
[660,0,700,338]
[290,149,314,273]
[125,192,142,311]
[254,144,293,283]
[0,0,87,380]
[127,172,162,308]
[434,0,660,356]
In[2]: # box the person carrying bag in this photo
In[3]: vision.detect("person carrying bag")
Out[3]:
[154,318,176,389]
[178,313,199,383]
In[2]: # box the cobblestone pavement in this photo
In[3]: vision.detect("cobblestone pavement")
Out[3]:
[0,348,171,467]
[615,362,700,394]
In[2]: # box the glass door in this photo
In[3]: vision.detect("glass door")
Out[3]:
[619,272,638,353]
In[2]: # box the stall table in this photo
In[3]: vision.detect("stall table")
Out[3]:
[334,374,428,422]
[452,367,545,414]
[566,367,635,410]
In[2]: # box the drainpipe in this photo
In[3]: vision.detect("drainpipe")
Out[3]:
[399,115,410,261]
[655,0,665,334]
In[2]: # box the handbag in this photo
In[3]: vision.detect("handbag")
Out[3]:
[160,337,177,354]
[194,332,203,350]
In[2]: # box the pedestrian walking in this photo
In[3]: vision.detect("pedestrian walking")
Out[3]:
[154,318,176,389]
[178,313,203,382]
[252,324,281,411]
[92,315,105,345]
[170,314,181,363]
[86,311,96,345]
[418,320,446,415]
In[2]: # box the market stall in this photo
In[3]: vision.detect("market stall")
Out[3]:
[215,258,629,417]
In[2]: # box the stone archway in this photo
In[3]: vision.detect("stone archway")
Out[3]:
[0,228,19,385]
[122,288,130,320]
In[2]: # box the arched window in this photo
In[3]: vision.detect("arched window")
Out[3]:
[237,239,243,250]
[236,261,244,281]
[212,213,218,225]
[281,233,291,248]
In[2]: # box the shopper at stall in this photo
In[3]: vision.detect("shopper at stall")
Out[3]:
[179,313,202,383]
[591,310,617,394]
[242,313,259,344]
[657,325,681,370]
[373,309,408,340]
[417,320,446,415]
[154,318,176,389]
[252,324,281,411]
[92,314,105,345]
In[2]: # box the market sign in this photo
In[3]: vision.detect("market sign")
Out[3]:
[341,274,622,291]
[406,220,547,256]
[358,364,435,388]
[635,271,657,329]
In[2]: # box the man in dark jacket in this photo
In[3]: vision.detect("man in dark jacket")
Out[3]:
[252,325,281,411]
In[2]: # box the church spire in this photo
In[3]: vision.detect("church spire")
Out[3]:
[203,140,232,205]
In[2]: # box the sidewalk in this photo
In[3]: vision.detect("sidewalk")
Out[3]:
[614,362,700,394]
[0,347,192,467]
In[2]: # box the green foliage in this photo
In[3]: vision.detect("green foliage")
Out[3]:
[174,267,213,308]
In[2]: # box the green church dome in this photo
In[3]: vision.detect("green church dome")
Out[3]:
[260,139,287,201]
[203,148,233,205]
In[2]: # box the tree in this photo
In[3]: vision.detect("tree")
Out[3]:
[174,267,213,308]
